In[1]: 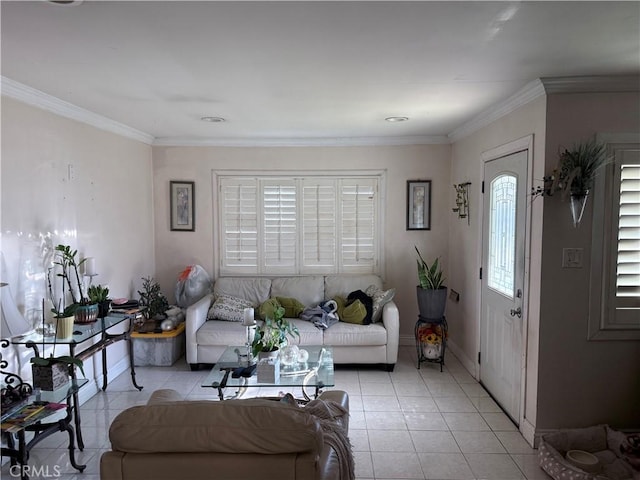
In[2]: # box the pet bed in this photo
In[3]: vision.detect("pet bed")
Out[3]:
[539,425,640,480]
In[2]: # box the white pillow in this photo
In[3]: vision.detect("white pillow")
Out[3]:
[365,284,396,323]
[207,293,253,322]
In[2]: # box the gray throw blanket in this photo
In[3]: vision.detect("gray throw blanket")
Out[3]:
[281,394,354,480]
[300,300,340,330]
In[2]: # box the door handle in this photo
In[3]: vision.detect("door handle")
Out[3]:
[510,307,522,318]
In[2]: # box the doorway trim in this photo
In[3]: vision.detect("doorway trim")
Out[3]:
[477,134,534,436]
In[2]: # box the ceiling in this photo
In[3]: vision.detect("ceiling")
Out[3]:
[1,1,639,145]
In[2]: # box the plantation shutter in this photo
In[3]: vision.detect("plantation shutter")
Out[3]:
[301,179,336,272]
[219,178,258,274]
[340,178,377,272]
[615,162,640,304]
[218,174,381,275]
[262,179,297,273]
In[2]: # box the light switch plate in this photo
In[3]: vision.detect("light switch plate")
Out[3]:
[562,248,583,268]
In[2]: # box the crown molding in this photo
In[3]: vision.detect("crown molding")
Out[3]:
[152,134,450,147]
[448,79,546,142]
[540,75,640,94]
[1,76,154,145]
[449,75,640,142]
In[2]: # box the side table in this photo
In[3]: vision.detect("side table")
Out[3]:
[415,316,448,372]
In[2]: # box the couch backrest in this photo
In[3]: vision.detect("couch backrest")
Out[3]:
[213,275,383,308]
[109,399,324,455]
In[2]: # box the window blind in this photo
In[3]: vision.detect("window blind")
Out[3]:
[218,175,380,275]
[615,163,640,301]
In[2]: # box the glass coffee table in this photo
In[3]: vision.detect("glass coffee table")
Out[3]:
[202,345,334,401]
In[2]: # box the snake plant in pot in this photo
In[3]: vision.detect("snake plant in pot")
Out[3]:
[415,246,447,320]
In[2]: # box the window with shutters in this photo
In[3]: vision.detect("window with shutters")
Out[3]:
[217,173,383,276]
[589,139,640,340]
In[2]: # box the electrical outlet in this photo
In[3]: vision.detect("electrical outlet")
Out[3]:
[562,248,583,268]
[68,163,75,181]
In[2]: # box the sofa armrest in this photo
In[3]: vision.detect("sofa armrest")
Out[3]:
[382,300,400,365]
[185,293,213,364]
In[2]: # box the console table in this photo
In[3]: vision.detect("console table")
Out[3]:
[10,312,144,450]
[1,339,87,479]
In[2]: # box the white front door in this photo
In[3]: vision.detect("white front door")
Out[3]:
[480,148,528,424]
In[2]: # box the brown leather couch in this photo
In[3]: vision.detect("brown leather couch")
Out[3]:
[100,389,350,480]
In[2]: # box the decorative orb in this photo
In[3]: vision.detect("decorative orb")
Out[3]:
[281,345,300,365]
[160,319,174,331]
[297,348,309,363]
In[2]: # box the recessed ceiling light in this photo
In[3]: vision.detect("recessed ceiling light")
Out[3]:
[385,116,409,122]
[46,1,84,6]
[201,116,226,123]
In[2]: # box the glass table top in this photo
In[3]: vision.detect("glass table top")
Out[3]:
[202,345,334,391]
[10,314,132,346]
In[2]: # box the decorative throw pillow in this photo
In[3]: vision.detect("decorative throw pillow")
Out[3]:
[258,298,282,320]
[275,297,305,318]
[365,284,396,323]
[334,296,367,325]
[347,290,373,325]
[207,293,253,322]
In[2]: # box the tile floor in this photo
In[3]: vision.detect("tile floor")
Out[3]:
[2,346,553,479]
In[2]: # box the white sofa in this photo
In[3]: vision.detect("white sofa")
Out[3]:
[186,275,399,371]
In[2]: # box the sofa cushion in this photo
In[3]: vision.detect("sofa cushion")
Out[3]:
[365,284,396,323]
[258,298,282,320]
[214,277,272,307]
[208,293,253,322]
[271,276,324,307]
[197,319,248,346]
[109,399,323,455]
[323,322,387,347]
[324,274,383,299]
[276,297,305,318]
[334,296,367,325]
[288,319,324,345]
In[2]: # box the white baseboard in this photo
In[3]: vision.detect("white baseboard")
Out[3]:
[399,334,414,346]
[521,418,538,447]
[445,339,478,379]
[78,355,130,405]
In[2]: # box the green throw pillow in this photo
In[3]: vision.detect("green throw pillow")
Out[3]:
[334,296,367,325]
[275,297,305,318]
[258,298,282,320]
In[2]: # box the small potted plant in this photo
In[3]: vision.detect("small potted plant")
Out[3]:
[415,246,447,320]
[251,305,299,358]
[88,284,111,318]
[31,309,85,391]
[51,244,98,324]
[138,276,169,320]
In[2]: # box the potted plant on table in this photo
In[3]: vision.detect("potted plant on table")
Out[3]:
[51,244,98,324]
[31,307,85,391]
[88,284,111,318]
[138,276,169,321]
[415,246,447,320]
[251,304,299,359]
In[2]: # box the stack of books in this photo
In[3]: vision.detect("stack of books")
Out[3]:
[1,402,66,433]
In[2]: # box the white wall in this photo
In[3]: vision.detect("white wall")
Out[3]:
[152,144,451,340]
[536,92,640,430]
[1,97,154,388]
[449,96,547,437]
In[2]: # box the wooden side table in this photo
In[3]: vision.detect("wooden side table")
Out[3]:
[415,316,448,372]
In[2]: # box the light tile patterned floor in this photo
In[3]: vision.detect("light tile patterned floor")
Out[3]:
[2,346,552,480]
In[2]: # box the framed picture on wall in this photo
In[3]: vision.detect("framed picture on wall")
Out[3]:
[170,181,195,231]
[407,180,431,230]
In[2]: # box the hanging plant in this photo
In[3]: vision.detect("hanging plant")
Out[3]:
[532,136,611,200]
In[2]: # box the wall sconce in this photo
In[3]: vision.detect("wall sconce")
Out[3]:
[452,182,471,225]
